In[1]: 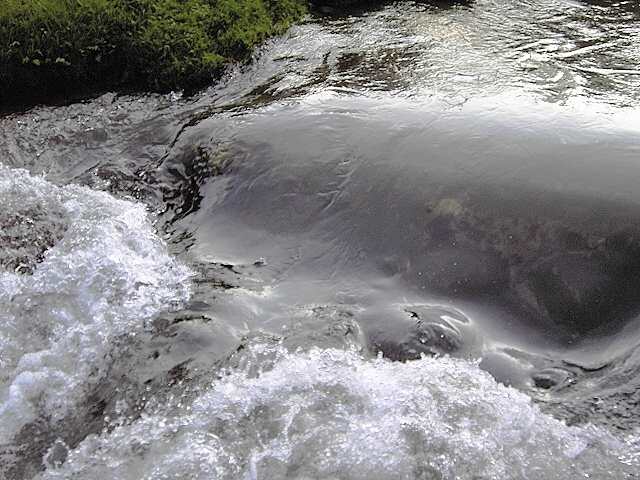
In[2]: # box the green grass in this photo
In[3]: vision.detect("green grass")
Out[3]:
[0,0,307,108]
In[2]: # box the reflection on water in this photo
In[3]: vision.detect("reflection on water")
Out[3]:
[247,0,640,106]
[2,0,640,478]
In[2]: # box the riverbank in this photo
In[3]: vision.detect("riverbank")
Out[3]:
[0,0,307,110]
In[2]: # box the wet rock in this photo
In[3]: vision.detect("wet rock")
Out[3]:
[372,321,461,361]
[43,439,69,469]
[0,206,68,274]
[362,303,479,361]
[532,367,576,390]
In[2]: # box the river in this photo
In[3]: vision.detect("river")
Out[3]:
[1,0,640,478]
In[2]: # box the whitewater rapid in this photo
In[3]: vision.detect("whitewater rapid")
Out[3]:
[37,344,639,479]
[0,166,191,444]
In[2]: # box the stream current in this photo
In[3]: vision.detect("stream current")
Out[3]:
[2,0,640,478]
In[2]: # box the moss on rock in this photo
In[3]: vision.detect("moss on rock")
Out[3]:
[0,0,307,108]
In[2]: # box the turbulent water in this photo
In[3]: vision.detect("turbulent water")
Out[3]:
[2,0,640,478]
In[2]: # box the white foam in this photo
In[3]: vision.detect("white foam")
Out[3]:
[39,344,639,479]
[0,166,191,443]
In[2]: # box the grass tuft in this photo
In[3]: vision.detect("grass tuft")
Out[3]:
[0,0,307,108]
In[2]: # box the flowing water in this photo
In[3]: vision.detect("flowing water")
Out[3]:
[2,0,640,478]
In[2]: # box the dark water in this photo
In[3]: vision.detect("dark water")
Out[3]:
[2,0,640,478]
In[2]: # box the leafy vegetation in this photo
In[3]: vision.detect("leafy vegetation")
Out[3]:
[0,0,307,108]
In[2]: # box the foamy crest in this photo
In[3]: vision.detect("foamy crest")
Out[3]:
[0,166,191,443]
[40,344,638,479]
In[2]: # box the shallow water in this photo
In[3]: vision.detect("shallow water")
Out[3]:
[2,0,640,478]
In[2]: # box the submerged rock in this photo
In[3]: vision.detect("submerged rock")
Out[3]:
[361,303,479,361]
[384,191,640,342]
[0,207,68,274]
[532,368,576,390]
